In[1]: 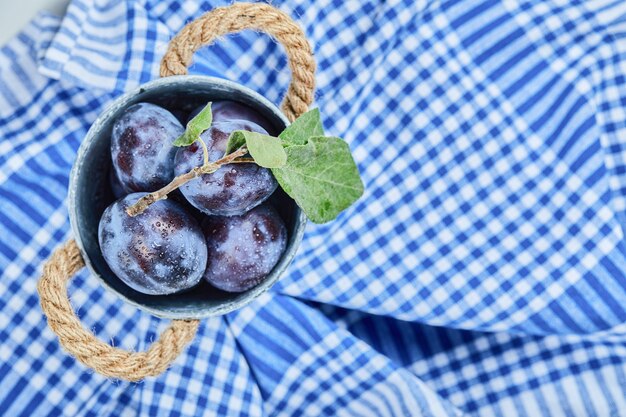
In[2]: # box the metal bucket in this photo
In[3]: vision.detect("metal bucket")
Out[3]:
[69,75,306,319]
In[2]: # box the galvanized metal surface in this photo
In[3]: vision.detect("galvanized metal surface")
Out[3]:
[69,75,306,319]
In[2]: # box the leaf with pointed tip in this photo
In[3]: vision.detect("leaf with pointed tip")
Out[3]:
[226,131,287,168]
[279,108,324,147]
[173,102,212,146]
[272,136,364,223]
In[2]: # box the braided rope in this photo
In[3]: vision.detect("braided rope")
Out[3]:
[38,240,199,381]
[160,2,316,121]
[37,2,314,381]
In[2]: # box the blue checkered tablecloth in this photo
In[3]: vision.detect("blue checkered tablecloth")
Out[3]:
[1,0,626,415]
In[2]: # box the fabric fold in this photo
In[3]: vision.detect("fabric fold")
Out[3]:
[37,0,224,94]
[226,293,462,416]
[2,0,626,415]
[317,302,626,416]
[39,0,169,92]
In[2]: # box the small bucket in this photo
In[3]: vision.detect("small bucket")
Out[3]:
[38,2,315,381]
[69,75,306,319]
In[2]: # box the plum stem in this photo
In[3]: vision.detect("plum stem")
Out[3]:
[198,136,210,166]
[126,147,249,217]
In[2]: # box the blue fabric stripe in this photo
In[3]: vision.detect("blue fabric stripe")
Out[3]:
[1,1,626,416]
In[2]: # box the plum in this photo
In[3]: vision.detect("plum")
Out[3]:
[201,204,287,292]
[111,103,183,192]
[188,100,273,132]
[174,120,278,216]
[98,193,207,295]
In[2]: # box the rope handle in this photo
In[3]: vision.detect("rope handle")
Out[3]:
[160,2,316,121]
[37,2,315,381]
[38,240,199,381]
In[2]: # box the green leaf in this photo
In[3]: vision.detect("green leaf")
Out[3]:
[226,131,287,168]
[272,136,364,223]
[224,130,246,154]
[173,102,213,146]
[279,108,324,146]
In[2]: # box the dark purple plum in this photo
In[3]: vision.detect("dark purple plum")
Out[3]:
[202,204,287,292]
[188,101,273,132]
[98,193,208,295]
[175,120,278,216]
[111,103,183,192]
[109,165,129,199]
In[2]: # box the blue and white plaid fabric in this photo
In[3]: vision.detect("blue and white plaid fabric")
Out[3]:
[1,0,626,415]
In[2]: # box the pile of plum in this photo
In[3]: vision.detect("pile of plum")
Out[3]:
[98,101,287,295]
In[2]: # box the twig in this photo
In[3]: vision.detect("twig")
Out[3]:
[228,157,256,164]
[126,147,249,217]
